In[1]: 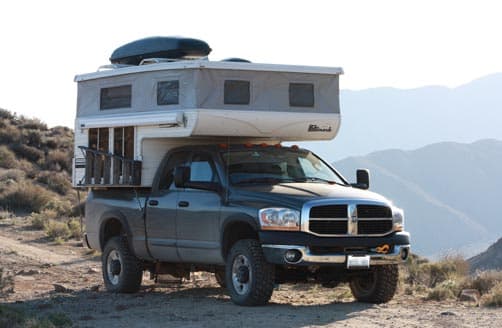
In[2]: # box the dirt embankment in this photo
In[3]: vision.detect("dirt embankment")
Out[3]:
[1,219,501,328]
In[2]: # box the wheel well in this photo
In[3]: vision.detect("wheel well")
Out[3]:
[101,218,123,249]
[222,221,258,259]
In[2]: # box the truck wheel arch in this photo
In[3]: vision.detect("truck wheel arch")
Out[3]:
[221,216,259,260]
[99,211,134,252]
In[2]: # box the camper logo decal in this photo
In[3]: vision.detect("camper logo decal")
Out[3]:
[308,124,332,132]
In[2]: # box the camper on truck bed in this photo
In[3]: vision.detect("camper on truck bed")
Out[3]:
[74,36,410,306]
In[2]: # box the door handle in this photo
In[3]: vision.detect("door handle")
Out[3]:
[149,200,159,206]
[178,201,189,207]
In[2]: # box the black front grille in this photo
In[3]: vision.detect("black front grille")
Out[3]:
[309,205,347,218]
[358,220,393,234]
[309,220,347,234]
[357,205,392,218]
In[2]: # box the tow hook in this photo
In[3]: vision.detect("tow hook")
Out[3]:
[375,244,390,254]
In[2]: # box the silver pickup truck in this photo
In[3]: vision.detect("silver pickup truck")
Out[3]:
[84,143,410,306]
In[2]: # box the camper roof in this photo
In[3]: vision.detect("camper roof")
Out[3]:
[74,60,343,82]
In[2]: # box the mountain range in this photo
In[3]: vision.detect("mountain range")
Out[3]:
[334,139,502,257]
[302,73,502,162]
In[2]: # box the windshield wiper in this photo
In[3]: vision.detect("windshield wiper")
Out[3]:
[293,177,337,184]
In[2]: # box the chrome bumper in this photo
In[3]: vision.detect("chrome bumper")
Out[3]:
[262,244,410,266]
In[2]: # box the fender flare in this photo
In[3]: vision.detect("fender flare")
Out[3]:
[98,210,134,252]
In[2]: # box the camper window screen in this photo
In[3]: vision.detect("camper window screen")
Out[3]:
[157,80,179,105]
[224,80,250,105]
[289,83,314,107]
[100,85,132,110]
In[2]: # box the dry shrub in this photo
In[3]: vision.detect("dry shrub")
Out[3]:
[44,220,71,241]
[67,218,82,239]
[0,108,14,120]
[462,271,502,295]
[30,209,58,230]
[10,143,44,162]
[0,123,21,144]
[483,281,502,307]
[0,169,25,184]
[0,146,17,169]
[426,279,457,301]
[19,117,47,131]
[0,182,54,213]
[46,149,71,172]
[36,171,72,195]
[407,255,468,288]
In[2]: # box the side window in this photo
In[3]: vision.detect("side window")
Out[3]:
[289,83,314,107]
[157,80,179,105]
[100,85,132,110]
[189,153,218,183]
[224,80,250,105]
[158,151,189,190]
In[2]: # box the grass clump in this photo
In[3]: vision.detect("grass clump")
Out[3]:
[44,220,71,241]
[426,279,458,301]
[67,218,82,239]
[30,209,58,230]
[483,281,502,307]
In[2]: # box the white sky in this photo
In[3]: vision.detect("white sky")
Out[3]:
[1,0,501,128]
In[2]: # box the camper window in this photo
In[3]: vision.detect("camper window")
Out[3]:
[289,83,314,107]
[100,85,132,110]
[157,80,179,105]
[224,80,250,105]
[113,127,134,159]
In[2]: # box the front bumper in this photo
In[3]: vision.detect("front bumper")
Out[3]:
[259,231,411,266]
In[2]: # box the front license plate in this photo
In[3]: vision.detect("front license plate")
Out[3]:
[347,255,370,269]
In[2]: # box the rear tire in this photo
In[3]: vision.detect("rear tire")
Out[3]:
[102,236,143,293]
[349,264,398,303]
[225,239,275,306]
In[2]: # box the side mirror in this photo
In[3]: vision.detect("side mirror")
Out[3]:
[174,166,190,188]
[353,169,370,190]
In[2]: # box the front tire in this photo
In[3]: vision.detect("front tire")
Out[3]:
[225,239,275,306]
[349,264,398,303]
[102,236,143,293]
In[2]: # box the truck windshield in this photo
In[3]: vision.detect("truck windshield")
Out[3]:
[221,148,346,185]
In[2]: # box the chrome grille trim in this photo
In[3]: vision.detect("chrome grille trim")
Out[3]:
[302,199,394,237]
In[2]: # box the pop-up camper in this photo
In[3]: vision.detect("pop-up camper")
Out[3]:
[72,37,343,187]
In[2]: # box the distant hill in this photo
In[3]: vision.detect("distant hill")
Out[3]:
[469,237,502,272]
[302,73,502,162]
[0,108,77,216]
[334,139,502,257]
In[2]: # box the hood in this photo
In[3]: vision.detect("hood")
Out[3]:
[230,183,390,209]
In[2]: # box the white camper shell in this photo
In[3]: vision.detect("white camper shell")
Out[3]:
[73,60,343,187]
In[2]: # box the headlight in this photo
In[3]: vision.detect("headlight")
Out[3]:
[258,208,300,231]
[392,206,405,232]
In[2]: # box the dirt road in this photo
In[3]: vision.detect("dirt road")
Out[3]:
[1,219,501,328]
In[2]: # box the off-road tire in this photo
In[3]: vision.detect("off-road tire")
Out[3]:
[225,239,275,306]
[349,264,398,303]
[214,269,226,288]
[102,236,143,293]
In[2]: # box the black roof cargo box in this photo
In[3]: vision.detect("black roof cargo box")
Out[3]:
[110,36,211,65]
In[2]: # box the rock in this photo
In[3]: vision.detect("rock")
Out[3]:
[53,284,73,293]
[89,285,100,292]
[87,267,99,274]
[459,289,481,305]
[440,311,456,316]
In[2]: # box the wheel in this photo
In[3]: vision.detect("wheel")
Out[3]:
[102,236,143,293]
[225,239,275,306]
[214,268,226,288]
[349,264,398,303]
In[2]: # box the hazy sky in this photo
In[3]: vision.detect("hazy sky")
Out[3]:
[1,0,501,128]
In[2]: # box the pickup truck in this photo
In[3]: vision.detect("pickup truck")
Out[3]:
[84,143,410,306]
